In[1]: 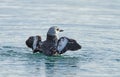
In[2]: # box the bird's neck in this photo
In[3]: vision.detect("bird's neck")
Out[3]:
[46,34,58,42]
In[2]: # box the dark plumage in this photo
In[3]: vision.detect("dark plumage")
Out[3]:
[57,37,81,54]
[25,26,82,56]
[25,35,42,53]
[41,26,63,56]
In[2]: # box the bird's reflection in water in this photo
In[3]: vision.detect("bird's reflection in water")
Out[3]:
[43,56,80,77]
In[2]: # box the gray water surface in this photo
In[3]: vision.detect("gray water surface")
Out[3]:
[0,0,120,77]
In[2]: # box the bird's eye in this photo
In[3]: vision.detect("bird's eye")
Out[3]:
[56,28,59,31]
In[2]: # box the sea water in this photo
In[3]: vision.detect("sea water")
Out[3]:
[0,0,120,77]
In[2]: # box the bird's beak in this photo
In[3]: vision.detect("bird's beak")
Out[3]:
[59,29,64,32]
[57,28,64,32]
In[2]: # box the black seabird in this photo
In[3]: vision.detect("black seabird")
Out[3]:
[25,26,81,56]
[41,26,64,56]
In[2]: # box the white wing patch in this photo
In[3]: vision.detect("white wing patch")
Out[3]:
[33,36,38,50]
[57,37,68,53]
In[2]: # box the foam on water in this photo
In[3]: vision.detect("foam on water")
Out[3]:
[0,0,120,77]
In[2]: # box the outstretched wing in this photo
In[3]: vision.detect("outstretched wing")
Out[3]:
[57,37,81,54]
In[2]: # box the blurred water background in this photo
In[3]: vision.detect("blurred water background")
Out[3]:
[0,0,120,77]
